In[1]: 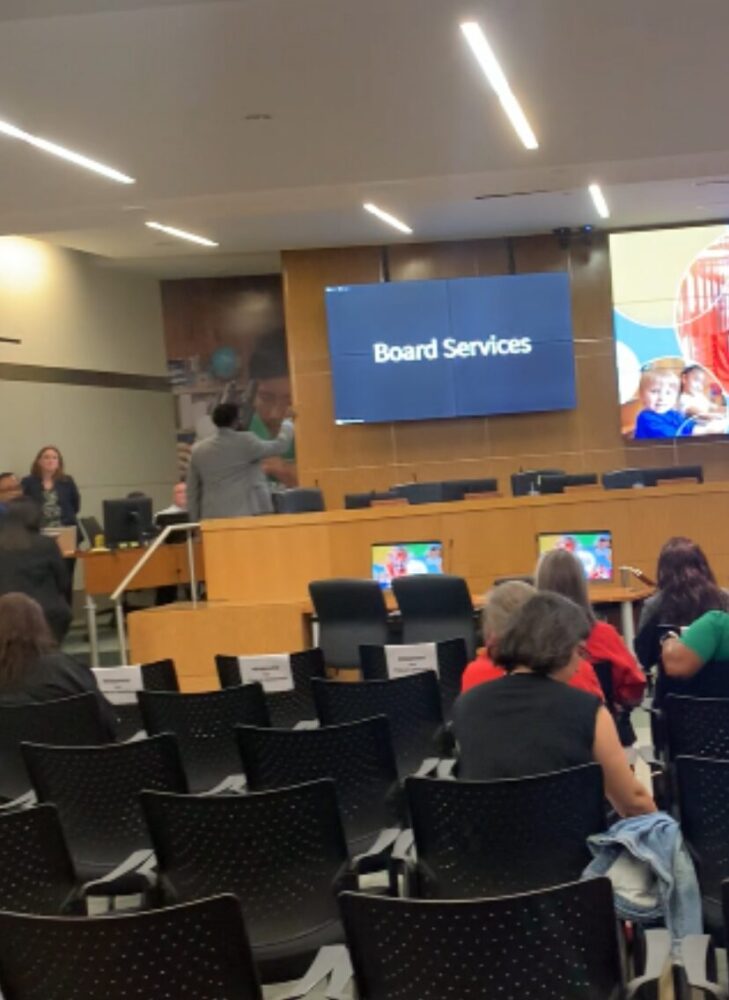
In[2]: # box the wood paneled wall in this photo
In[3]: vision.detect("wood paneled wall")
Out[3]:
[282,234,729,508]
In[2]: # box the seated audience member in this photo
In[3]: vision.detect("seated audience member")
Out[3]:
[461,579,604,699]
[635,536,728,673]
[0,500,72,642]
[0,592,116,734]
[453,593,656,817]
[0,473,22,513]
[660,609,729,680]
[536,548,645,710]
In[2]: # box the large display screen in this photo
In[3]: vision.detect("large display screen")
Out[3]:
[325,273,576,424]
[610,225,729,439]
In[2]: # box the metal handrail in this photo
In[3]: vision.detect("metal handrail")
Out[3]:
[112,522,200,665]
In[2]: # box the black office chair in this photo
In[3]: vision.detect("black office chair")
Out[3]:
[236,716,403,863]
[391,574,477,659]
[404,765,606,898]
[345,491,401,509]
[0,694,112,802]
[602,468,646,490]
[0,894,264,1000]
[0,805,80,915]
[93,658,179,741]
[138,685,269,793]
[312,672,447,776]
[676,755,729,939]
[642,464,703,486]
[391,482,445,505]
[665,695,729,762]
[216,647,325,728]
[359,637,468,722]
[142,779,355,983]
[309,579,390,670]
[538,472,598,494]
[23,734,187,894]
[510,468,565,497]
[339,879,669,1000]
[274,488,325,514]
[439,477,498,501]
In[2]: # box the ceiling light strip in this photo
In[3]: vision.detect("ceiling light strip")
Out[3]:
[460,22,538,151]
[588,183,610,219]
[145,221,219,247]
[363,202,413,234]
[0,119,134,184]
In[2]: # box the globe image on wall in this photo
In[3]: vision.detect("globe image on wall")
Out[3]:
[209,346,240,380]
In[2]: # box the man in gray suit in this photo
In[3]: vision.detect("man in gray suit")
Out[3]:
[187,403,294,521]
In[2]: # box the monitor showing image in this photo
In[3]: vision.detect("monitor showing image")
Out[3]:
[610,225,729,439]
[371,541,444,591]
[537,531,613,582]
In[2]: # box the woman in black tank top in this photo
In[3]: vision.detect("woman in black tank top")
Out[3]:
[453,593,655,817]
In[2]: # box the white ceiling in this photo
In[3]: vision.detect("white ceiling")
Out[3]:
[0,0,727,276]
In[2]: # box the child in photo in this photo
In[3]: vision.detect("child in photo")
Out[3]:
[634,369,695,438]
[678,364,727,433]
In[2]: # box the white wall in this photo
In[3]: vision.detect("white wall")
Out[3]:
[0,237,177,537]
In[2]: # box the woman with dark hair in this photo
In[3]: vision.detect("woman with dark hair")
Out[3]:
[22,445,80,603]
[0,592,115,733]
[536,549,646,711]
[0,500,72,641]
[453,593,655,817]
[635,536,728,671]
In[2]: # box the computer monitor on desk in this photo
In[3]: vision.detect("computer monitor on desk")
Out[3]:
[371,541,444,590]
[537,531,614,582]
[103,497,154,549]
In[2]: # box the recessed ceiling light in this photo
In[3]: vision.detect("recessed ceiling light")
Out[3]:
[459,21,538,151]
[244,113,273,121]
[145,221,219,247]
[0,118,134,183]
[588,183,610,219]
[363,202,413,234]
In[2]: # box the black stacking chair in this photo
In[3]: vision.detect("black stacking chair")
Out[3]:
[138,685,269,793]
[309,579,389,670]
[392,574,477,658]
[0,894,264,1000]
[0,694,112,802]
[216,648,325,728]
[665,695,729,762]
[274,487,325,514]
[236,716,403,866]
[142,779,355,983]
[93,658,179,741]
[339,879,670,1000]
[312,672,447,776]
[359,638,468,722]
[676,756,729,940]
[22,734,187,895]
[0,805,80,914]
[404,765,607,898]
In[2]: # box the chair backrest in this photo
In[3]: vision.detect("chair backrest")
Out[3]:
[655,660,729,707]
[138,685,270,793]
[359,638,468,722]
[0,805,78,915]
[93,658,179,741]
[23,734,188,874]
[340,878,624,1000]
[344,491,400,509]
[510,468,565,496]
[392,574,476,658]
[216,648,325,728]
[406,764,606,898]
[308,579,389,669]
[142,780,351,976]
[601,468,645,490]
[236,717,401,850]
[0,894,263,1000]
[274,488,325,514]
[391,482,445,505]
[676,756,729,905]
[312,672,444,775]
[439,478,499,501]
[538,472,598,494]
[665,694,729,760]
[0,694,111,802]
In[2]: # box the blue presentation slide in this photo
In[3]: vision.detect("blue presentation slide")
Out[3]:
[325,273,576,423]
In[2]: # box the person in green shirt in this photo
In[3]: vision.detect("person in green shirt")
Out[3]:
[661,610,729,678]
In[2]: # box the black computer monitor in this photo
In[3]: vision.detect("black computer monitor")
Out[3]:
[103,497,154,548]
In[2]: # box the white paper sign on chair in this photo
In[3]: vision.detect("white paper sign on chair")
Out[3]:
[384,643,439,680]
[237,654,294,693]
[92,665,143,705]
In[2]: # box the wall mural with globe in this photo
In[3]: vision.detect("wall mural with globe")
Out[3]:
[160,274,296,485]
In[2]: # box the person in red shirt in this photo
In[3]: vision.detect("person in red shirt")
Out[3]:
[461,579,604,699]
[535,549,646,710]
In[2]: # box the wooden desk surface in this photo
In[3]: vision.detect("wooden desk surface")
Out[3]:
[200,481,707,605]
[81,542,204,596]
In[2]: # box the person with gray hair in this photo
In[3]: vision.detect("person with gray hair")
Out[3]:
[460,580,603,698]
[453,592,655,817]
